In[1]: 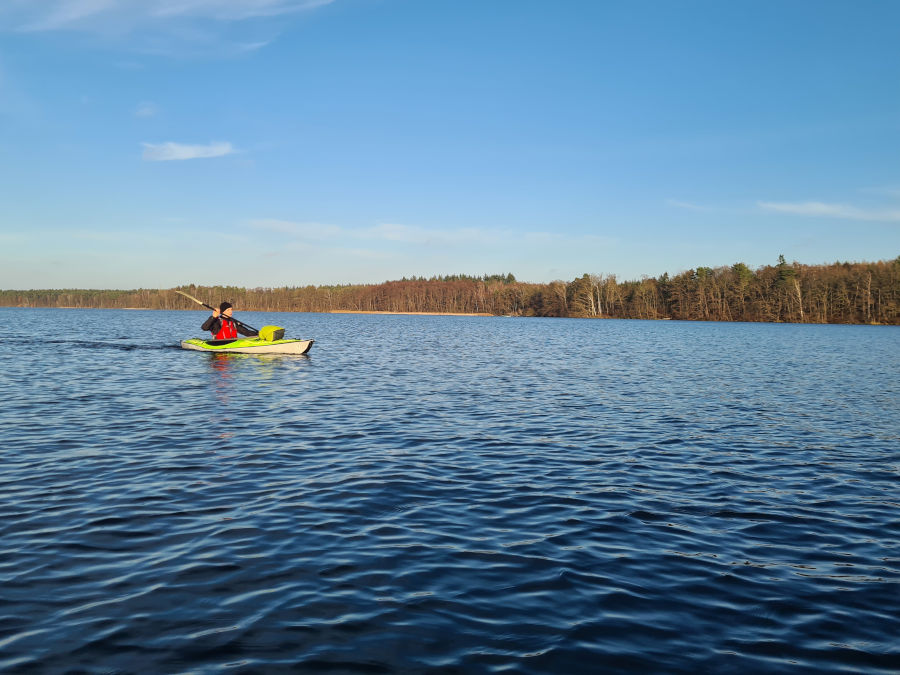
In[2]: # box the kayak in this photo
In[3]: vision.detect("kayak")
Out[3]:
[181,337,314,354]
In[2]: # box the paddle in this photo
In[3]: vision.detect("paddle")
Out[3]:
[174,290,259,335]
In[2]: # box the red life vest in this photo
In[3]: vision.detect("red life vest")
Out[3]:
[214,318,238,339]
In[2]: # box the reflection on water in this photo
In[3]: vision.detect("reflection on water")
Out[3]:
[205,352,312,436]
[0,308,897,673]
[209,354,235,414]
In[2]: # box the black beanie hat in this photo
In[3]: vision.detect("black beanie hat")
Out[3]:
[219,302,233,312]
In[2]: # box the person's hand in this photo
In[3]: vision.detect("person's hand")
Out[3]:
[212,308,220,318]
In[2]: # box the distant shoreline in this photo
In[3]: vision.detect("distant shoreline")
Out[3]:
[4,256,898,325]
[6,305,494,317]
[44,306,148,310]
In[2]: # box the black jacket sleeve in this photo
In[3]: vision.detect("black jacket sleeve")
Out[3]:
[237,323,256,337]
[201,316,221,333]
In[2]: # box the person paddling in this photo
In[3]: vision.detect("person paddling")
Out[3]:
[201,302,256,340]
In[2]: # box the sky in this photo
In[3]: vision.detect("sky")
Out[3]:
[1,0,898,289]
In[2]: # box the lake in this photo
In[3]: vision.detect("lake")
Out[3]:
[1,307,898,673]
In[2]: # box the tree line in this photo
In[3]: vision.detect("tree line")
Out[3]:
[2,257,899,324]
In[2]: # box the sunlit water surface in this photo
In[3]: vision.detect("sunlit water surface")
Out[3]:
[1,308,898,673]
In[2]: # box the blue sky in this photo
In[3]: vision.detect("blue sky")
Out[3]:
[1,0,898,289]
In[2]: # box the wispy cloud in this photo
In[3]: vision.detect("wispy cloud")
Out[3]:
[142,140,234,161]
[251,219,343,239]
[666,199,712,212]
[23,0,119,31]
[359,223,503,245]
[249,218,617,254]
[252,220,509,246]
[149,0,335,21]
[859,185,900,199]
[2,0,335,31]
[758,201,900,222]
[0,1,335,55]
[134,101,158,117]
[237,40,272,53]
[69,228,125,241]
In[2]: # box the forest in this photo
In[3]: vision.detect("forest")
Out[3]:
[2,256,899,325]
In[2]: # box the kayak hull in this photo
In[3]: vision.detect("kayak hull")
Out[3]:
[181,338,314,354]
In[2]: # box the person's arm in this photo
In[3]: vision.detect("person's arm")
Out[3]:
[237,323,257,337]
[201,316,221,333]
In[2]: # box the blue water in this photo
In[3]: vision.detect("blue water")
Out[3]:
[1,307,898,673]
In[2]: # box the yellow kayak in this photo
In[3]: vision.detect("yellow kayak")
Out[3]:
[181,337,314,354]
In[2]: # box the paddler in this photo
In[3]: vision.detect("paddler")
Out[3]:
[201,302,256,340]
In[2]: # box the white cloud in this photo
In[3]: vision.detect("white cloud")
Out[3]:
[141,140,234,161]
[666,199,712,212]
[134,101,158,117]
[0,0,334,55]
[249,219,504,245]
[333,247,394,260]
[25,0,118,31]
[758,201,900,222]
[362,223,430,243]
[149,0,335,21]
[522,231,616,248]
[236,40,272,52]
[250,219,343,239]
[247,218,617,261]
[859,185,900,199]
[69,229,124,241]
[521,231,563,244]
[1,0,335,32]
[114,60,145,70]
[360,223,502,245]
